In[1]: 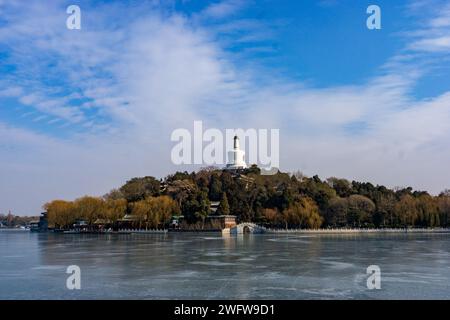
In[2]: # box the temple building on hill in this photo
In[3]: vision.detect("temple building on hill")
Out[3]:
[225,135,247,170]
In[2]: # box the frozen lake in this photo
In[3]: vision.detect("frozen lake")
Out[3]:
[1,229,450,299]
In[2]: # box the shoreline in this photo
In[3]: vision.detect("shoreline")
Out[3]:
[3,227,450,235]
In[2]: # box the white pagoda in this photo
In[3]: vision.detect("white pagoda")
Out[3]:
[225,136,247,170]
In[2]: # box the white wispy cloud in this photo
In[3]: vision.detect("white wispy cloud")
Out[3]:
[200,0,246,19]
[406,1,450,52]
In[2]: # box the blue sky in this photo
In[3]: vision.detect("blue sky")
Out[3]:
[192,0,403,86]
[1,0,450,215]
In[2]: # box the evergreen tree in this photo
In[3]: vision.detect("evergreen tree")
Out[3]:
[216,192,230,216]
[208,174,223,201]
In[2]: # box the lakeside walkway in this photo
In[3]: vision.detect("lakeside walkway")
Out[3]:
[10,226,449,235]
[118,229,167,234]
[264,227,450,234]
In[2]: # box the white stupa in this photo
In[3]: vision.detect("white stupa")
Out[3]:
[225,135,247,170]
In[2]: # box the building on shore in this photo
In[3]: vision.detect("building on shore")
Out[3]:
[116,214,140,230]
[209,201,220,214]
[206,201,237,229]
[170,215,184,230]
[29,220,39,231]
[93,219,113,231]
[170,214,237,231]
[30,212,48,232]
[72,219,89,232]
[169,199,237,231]
[206,215,237,229]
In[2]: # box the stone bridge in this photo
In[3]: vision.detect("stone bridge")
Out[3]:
[230,223,266,234]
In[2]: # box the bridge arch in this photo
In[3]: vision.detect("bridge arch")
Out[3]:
[230,223,266,234]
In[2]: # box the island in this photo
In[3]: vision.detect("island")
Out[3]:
[40,168,450,234]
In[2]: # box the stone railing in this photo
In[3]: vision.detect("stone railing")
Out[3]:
[264,227,450,234]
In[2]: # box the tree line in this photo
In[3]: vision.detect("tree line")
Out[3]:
[45,195,178,229]
[0,213,37,227]
[44,165,450,229]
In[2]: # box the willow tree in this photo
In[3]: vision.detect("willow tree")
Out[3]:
[105,198,127,222]
[283,197,323,229]
[152,196,180,228]
[74,196,106,225]
[394,195,418,227]
[44,200,76,228]
[263,208,278,226]
[131,199,150,229]
[438,192,450,227]
[416,194,440,227]
[131,196,179,229]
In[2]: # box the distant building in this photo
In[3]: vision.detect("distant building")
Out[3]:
[30,212,48,232]
[116,214,140,229]
[205,200,237,230]
[206,215,237,229]
[73,219,89,232]
[39,212,48,231]
[93,219,113,231]
[29,220,40,231]
[170,214,237,231]
[168,202,237,231]
[209,201,220,214]
[170,215,184,230]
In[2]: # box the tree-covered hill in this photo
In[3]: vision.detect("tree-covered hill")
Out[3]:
[44,165,450,229]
